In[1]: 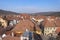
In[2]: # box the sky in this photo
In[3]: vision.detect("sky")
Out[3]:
[0,0,60,13]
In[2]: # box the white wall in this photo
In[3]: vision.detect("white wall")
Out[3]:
[44,27,57,36]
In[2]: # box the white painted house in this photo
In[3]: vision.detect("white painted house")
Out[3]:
[44,27,57,36]
[44,16,57,36]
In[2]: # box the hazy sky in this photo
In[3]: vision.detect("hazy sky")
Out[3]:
[0,0,60,13]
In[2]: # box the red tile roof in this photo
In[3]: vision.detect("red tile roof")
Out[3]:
[6,15,20,20]
[43,16,60,27]
[55,19,60,27]
[49,16,56,19]
[12,20,34,33]
[56,27,60,33]
[44,19,56,27]
[34,15,46,19]
[20,14,31,20]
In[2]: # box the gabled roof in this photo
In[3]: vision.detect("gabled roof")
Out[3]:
[6,15,20,20]
[12,20,34,33]
[20,14,31,19]
[55,19,60,27]
[48,16,56,19]
[44,19,56,27]
[56,27,60,33]
[44,16,60,27]
[34,15,46,20]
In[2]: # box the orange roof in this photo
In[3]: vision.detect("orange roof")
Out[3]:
[56,27,60,33]
[49,16,56,19]
[44,19,56,27]
[20,14,31,19]
[34,15,46,19]
[6,15,20,20]
[0,16,3,18]
[43,16,60,27]
[12,20,34,33]
[55,19,60,27]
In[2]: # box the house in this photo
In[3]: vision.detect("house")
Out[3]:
[31,17,43,34]
[6,15,20,26]
[44,16,57,36]
[20,13,31,20]
[44,26,57,36]
[31,17,42,34]
[11,19,42,37]
[55,18,60,27]
[0,17,7,28]
[6,15,21,21]
[9,19,20,26]
[11,20,35,37]
[20,29,33,40]
[31,16,46,34]
[31,17,44,25]
[56,27,60,34]
[34,15,46,19]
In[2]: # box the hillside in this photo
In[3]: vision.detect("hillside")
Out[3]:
[0,9,19,15]
[31,12,60,16]
[0,9,60,16]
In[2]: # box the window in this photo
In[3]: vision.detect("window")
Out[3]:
[52,30,55,33]
[54,27,55,29]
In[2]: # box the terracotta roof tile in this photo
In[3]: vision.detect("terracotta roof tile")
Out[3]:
[44,19,56,27]
[6,15,20,20]
[34,15,46,19]
[56,27,60,33]
[49,16,56,19]
[55,19,60,27]
[20,14,31,19]
[12,20,34,33]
